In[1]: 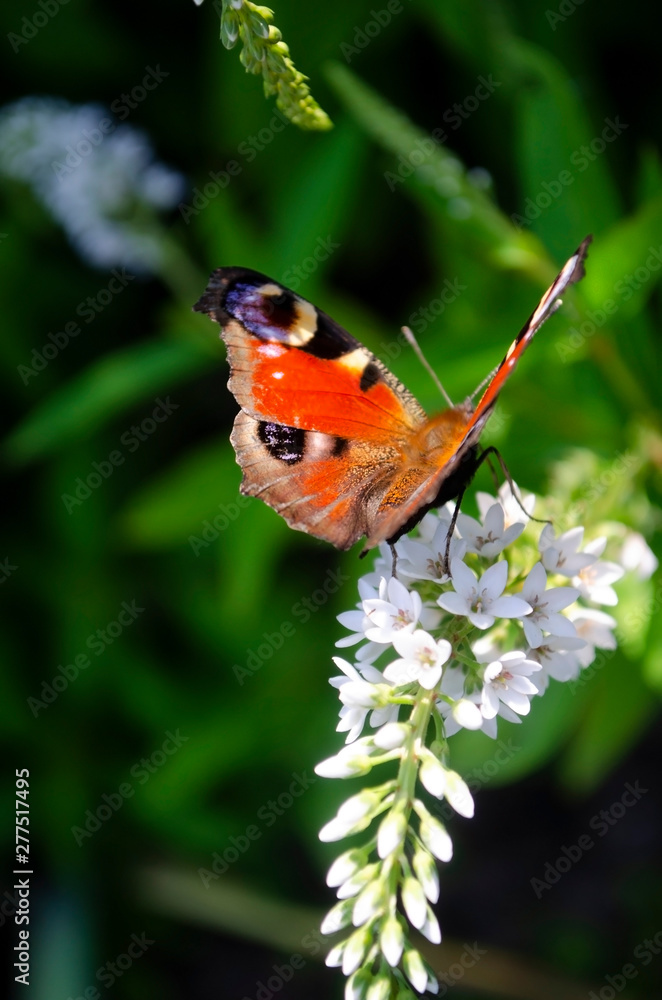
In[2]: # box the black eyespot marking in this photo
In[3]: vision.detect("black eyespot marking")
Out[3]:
[359,362,382,393]
[263,289,297,327]
[224,283,298,339]
[258,422,305,464]
[332,436,349,457]
[269,291,290,309]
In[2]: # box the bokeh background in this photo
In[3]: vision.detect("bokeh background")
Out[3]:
[2,0,661,997]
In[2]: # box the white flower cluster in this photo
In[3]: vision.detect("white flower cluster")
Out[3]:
[315,483,652,998]
[0,97,185,273]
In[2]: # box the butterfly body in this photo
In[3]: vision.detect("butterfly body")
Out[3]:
[194,238,591,552]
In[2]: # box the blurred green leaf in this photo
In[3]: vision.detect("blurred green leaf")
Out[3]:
[558,653,657,792]
[118,438,240,548]
[583,194,662,317]
[4,340,212,464]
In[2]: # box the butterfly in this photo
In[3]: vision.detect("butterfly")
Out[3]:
[193,236,591,554]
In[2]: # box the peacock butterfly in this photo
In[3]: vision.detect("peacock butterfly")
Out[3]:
[193,236,591,553]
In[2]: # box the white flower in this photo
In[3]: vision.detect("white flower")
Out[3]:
[330,657,391,743]
[438,557,532,629]
[476,481,535,527]
[412,849,440,903]
[519,562,580,648]
[480,651,541,718]
[373,722,409,749]
[452,699,483,730]
[416,805,453,861]
[526,636,586,692]
[401,877,427,929]
[326,850,365,888]
[402,947,429,994]
[362,577,422,643]
[419,753,447,798]
[572,538,624,606]
[397,513,467,583]
[620,531,658,580]
[538,524,596,577]
[567,608,618,667]
[0,97,184,274]
[377,810,407,858]
[420,907,442,945]
[456,502,525,558]
[320,899,353,934]
[443,769,474,818]
[352,879,385,925]
[383,630,451,690]
[336,578,379,647]
[379,915,405,967]
[315,741,374,779]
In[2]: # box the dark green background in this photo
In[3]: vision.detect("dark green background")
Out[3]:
[2,1,661,997]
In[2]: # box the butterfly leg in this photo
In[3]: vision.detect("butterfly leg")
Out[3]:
[443,487,466,575]
[476,446,550,527]
[389,543,398,579]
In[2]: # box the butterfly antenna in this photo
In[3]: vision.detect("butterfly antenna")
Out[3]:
[401,326,454,407]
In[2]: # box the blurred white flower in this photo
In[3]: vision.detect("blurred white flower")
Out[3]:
[572,538,624,606]
[0,96,185,273]
[620,531,658,580]
[457,501,525,558]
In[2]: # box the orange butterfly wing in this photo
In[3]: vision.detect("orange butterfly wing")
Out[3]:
[193,239,591,551]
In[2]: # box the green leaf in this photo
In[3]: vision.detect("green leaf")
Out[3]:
[4,340,212,465]
[510,39,622,253]
[582,193,662,317]
[118,438,242,548]
[324,61,552,280]
[557,652,657,793]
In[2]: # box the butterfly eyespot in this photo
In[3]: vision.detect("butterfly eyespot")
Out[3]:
[268,292,290,308]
